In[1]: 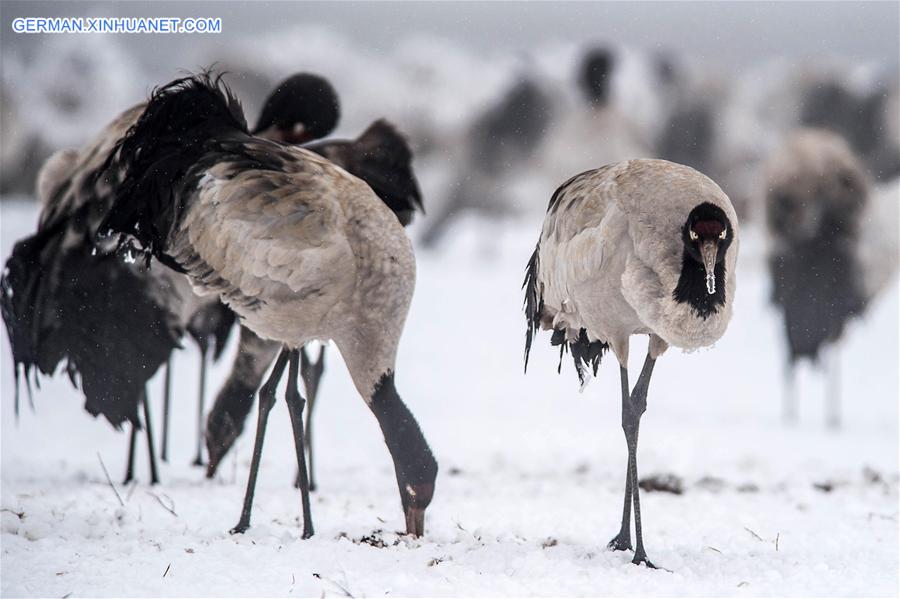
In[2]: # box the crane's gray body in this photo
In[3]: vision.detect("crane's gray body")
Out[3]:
[170,146,415,399]
[534,159,739,366]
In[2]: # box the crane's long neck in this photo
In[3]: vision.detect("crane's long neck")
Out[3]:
[370,373,437,511]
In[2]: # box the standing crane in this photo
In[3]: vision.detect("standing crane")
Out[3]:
[524,159,739,566]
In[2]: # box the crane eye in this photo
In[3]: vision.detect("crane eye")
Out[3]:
[719,229,727,240]
[689,230,699,241]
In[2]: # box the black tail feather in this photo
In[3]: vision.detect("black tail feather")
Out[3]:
[1,222,182,428]
[1,221,69,401]
[523,243,542,372]
[550,328,609,386]
[569,329,608,385]
[99,71,248,263]
[55,243,182,427]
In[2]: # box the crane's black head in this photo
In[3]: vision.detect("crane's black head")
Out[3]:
[253,73,340,143]
[674,202,733,318]
[579,47,615,106]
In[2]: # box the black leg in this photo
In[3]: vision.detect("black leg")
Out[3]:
[123,421,138,485]
[295,345,325,491]
[624,354,657,568]
[142,388,160,485]
[161,358,172,462]
[607,366,634,552]
[193,349,208,466]
[230,349,290,534]
[285,350,315,538]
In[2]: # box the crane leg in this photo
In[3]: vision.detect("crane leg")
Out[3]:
[193,349,208,466]
[123,421,138,485]
[609,353,658,568]
[607,365,634,552]
[161,358,172,462]
[230,349,290,534]
[142,388,160,485]
[285,349,315,539]
[295,345,325,491]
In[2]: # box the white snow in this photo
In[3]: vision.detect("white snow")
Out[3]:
[1,198,897,597]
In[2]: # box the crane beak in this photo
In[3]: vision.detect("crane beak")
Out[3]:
[402,481,433,537]
[405,505,426,537]
[699,240,718,295]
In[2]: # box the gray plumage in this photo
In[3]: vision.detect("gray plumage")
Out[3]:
[176,148,414,394]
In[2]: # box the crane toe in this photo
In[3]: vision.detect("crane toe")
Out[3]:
[607,533,632,552]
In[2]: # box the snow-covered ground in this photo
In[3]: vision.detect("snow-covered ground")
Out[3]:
[1,196,897,597]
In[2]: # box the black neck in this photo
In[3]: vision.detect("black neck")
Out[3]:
[370,373,438,502]
[672,251,727,319]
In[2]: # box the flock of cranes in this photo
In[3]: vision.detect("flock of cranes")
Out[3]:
[1,43,897,568]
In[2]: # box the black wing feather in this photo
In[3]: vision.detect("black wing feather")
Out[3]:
[1,223,182,427]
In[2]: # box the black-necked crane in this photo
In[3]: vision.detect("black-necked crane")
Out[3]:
[524,159,739,567]
[764,128,898,428]
[0,73,343,484]
[204,118,426,493]
[100,73,438,538]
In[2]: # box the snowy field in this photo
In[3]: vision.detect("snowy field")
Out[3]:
[1,196,897,597]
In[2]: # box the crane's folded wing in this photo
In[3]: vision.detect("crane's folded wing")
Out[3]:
[180,163,355,304]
